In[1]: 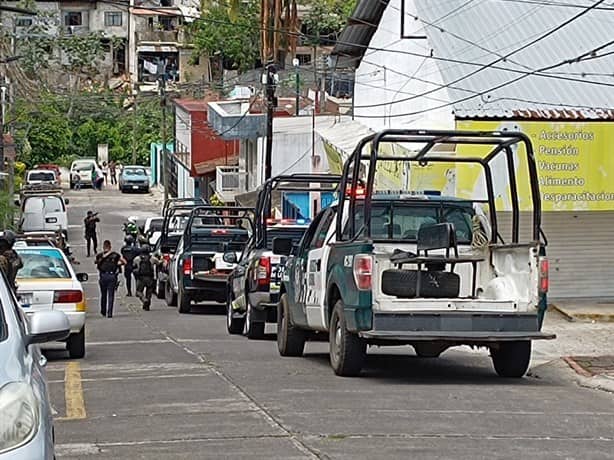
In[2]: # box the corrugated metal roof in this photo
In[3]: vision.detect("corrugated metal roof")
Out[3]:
[415,0,614,119]
[331,0,390,69]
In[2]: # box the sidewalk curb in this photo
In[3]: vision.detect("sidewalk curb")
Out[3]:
[563,356,614,394]
[549,304,576,322]
[549,303,614,323]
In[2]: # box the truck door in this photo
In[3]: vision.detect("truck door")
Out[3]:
[304,208,336,330]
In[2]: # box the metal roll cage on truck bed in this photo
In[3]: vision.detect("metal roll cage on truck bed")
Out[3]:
[275,129,555,378]
[255,173,342,248]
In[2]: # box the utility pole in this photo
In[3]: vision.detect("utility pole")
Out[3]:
[159,75,169,202]
[292,57,300,116]
[131,82,138,164]
[263,63,278,181]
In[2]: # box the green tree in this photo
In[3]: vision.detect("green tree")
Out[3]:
[301,0,357,45]
[191,1,260,73]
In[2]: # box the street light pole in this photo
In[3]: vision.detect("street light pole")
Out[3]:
[293,58,300,116]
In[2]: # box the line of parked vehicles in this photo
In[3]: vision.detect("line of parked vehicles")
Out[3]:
[149,129,555,380]
[0,129,555,458]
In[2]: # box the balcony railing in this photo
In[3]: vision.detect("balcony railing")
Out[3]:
[215,166,246,203]
[136,30,179,43]
[208,101,266,140]
[63,25,89,35]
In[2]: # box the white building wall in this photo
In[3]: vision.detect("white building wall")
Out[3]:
[175,106,191,154]
[352,0,454,131]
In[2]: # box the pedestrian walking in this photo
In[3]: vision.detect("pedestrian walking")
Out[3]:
[120,235,138,296]
[95,165,104,190]
[84,210,99,257]
[0,230,23,294]
[102,161,109,185]
[95,240,125,318]
[133,244,157,311]
[109,161,117,185]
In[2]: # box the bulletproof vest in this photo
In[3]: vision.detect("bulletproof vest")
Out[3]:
[121,244,138,262]
[98,252,121,273]
[137,256,154,277]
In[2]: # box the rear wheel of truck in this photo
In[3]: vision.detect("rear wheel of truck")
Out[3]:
[491,341,531,378]
[67,327,86,359]
[226,292,245,335]
[156,279,165,300]
[329,300,366,377]
[277,293,305,357]
[245,303,265,340]
[165,280,177,307]
[177,287,191,314]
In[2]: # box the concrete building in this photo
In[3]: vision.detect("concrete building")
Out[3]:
[328,0,614,300]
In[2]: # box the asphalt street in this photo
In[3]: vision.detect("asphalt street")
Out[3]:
[44,186,614,460]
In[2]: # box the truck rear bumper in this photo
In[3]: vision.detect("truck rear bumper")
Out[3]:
[359,311,556,342]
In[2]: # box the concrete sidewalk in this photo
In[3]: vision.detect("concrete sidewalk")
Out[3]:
[550,298,614,322]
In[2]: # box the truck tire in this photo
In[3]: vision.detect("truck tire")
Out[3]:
[491,341,531,378]
[226,292,245,335]
[277,293,305,357]
[329,300,366,376]
[165,280,177,307]
[67,327,85,359]
[381,269,460,298]
[177,287,191,314]
[156,279,165,300]
[245,303,265,340]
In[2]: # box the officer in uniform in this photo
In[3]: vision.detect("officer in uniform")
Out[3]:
[120,235,138,296]
[84,210,100,257]
[95,240,125,318]
[133,244,157,311]
[0,230,23,293]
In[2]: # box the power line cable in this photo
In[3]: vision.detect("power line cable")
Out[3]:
[352,0,607,109]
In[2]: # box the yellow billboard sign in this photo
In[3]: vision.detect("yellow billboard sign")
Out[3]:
[456,120,614,211]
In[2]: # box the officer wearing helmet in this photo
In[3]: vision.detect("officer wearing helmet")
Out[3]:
[133,244,157,311]
[122,216,139,239]
[0,230,23,292]
[120,234,139,296]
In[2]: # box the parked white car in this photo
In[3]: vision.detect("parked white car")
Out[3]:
[70,158,100,189]
[0,273,70,459]
[15,246,88,359]
[25,170,58,186]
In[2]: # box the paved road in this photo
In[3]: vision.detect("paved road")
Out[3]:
[46,187,614,459]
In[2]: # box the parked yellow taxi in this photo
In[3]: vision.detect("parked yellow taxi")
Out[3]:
[15,246,88,358]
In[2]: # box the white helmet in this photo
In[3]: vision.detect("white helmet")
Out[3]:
[127,216,138,224]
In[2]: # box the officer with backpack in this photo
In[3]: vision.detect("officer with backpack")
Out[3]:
[133,244,157,311]
[0,230,23,293]
[120,235,139,296]
[95,240,126,318]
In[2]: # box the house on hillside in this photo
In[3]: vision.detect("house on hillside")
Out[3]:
[326,0,614,300]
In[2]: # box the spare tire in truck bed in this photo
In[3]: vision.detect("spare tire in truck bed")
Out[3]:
[381,269,460,298]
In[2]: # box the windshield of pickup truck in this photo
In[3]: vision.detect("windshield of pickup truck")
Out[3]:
[265,227,307,248]
[347,202,474,243]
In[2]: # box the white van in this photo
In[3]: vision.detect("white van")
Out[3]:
[70,158,99,189]
[19,194,69,236]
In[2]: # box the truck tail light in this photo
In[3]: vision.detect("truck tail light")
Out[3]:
[353,254,373,291]
[539,258,549,293]
[256,256,271,288]
[54,290,83,303]
[183,256,193,276]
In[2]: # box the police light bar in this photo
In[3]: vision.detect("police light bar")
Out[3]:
[266,218,311,225]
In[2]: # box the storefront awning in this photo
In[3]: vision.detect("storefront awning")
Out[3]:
[137,45,178,53]
[130,7,181,16]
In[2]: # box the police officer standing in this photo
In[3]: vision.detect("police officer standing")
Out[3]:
[95,240,125,318]
[133,244,157,311]
[0,230,23,293]
[120,235,138,296]
[84,210,100,257]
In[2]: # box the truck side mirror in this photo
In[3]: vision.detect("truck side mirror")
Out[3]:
[272,237,293,256]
